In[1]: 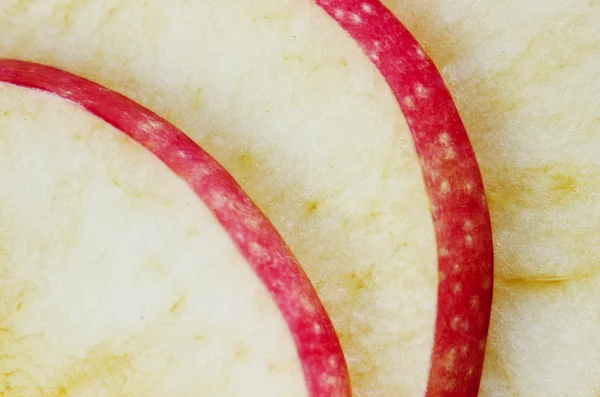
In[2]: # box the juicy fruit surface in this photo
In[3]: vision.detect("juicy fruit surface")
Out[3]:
[0,83,307,397]
[382,0,600,395]
[0,1,439,396]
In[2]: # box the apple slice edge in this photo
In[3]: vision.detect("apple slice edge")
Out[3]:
[315,1,494,396]
[0,59,352,397]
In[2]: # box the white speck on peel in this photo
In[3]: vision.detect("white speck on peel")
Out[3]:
[300,294,317,315]
[404,96,415,108]
[464,220,474,230]
[324,375,338,386]
[249,242,266,258]
[314,323,322,334]
[440,180,451,193]
[451,316,460,330]
[468,367,475,377]
[226,198,254,222]
[369,52,379,61]
[461,320,470,331]
[439,247,449,257]
[350,13,362,23]
[453,263,461,273]
[362,3,374,13]
[373,40,381,48]
[210,191,226,208]
[138,118,163,134]
[439,132,455,161]
[329,356,338,368]
[439,132,450,144]
[334,9,345,18]
[465,234,474,246]
[177,149,188,158]
[446,348,457,364]
[415,46,427,59]
[415,83,428,98]
[465,182,474,193]
[453,283,462,294]
[429,169,440,181]
[233,232,248,247]
[191,164,217,179]
[243,216,261,232]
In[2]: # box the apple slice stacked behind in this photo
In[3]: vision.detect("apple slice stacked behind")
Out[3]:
[0,1,493,396]
[381,0,600,395]
[0,61,350,397]
[315,1,494,394]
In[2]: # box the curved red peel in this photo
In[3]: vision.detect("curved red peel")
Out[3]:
[0,59,352,397]
[315,1,494,396]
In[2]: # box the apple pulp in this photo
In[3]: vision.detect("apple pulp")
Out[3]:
[381,0,600,395]
[0,1,493,396]
[0,60,350,397]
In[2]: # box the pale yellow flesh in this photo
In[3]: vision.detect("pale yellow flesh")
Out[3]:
[382,0,600,395]
[0,1,438,397]
[0,84,307,397]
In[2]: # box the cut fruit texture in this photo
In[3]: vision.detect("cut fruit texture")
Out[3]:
[0,1,493,396]
[381,0,600,395]
[0,61,350,397]
[315,1,493,395]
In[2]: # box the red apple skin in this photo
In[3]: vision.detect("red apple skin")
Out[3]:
[0,59,352,397]
[315,1,494,396]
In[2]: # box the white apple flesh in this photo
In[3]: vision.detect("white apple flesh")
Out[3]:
[0,60,350,397]
[381,0,600,395]
[0,1,493,396]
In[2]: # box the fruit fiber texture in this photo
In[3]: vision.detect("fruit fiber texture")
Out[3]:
[316,1,493,396]
[0,1,492,396]
[382,0,600,395]
[0,60,350,397]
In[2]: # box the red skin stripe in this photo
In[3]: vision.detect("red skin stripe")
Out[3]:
[314,1,494,396]
[0,59,352,397]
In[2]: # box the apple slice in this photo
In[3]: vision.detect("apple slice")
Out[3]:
[379,0,600,395]
[0,60,350,397]
[315,1,494,394]
[0,1,493,396]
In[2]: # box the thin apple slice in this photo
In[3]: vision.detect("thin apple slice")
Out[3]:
[0,60,350,397]
[381,0,600,395]
[315,1,494,395]
[0,2,493,396]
